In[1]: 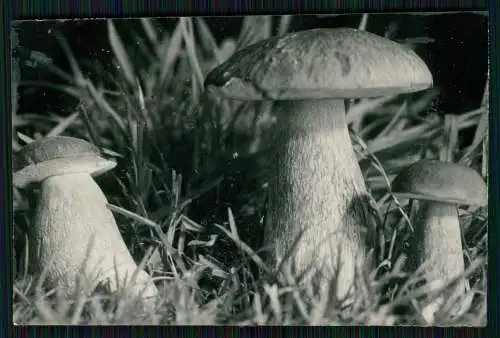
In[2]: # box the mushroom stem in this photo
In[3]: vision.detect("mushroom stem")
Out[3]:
[30,173,158,301]
[411,200,468,322]
[265,98,371,298]
[411,201,466,286]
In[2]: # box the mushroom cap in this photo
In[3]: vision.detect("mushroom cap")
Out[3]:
[391,160,487,206]
[205,28,433,101]
[13,136,117,188]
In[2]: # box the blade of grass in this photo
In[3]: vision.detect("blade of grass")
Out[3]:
[187,234,218,247]
[136,80,153,129]
[460,72,489,169]
[281,262,310,322]
[16,132,34,144]
[252,293,267,324]
[351,130,413,234]
[482,125,488,181]
[159,20,183,86]
[77,100,102,149]
[360,118,391,139]
[440,114,458,162]
[481,69,489,181]
[366,123,438,155]
[378,102,407,138]
[180,17,205,92]
[52,30,86,87]
[101,147,124,158]
[358,14,369,30]
[237,16,272,50]
[391,257,485,308]
[194,17,221,60]
[347,95,397,126]
[227,207,240,240]
[130,246,156,288]
[45,111,80,137]
[191,73,200,104]
[154,31,170,59]
[106,203,178,255]
[277,15,292,36]
[21,232,29,279]
[85,80,126,131]
[140,18,158,45]
[180,215,204,233]
[198,255,231,279]
[459,110,488,165]
[19,80,82,98]
[107,20,135,87]
[236,17,256,50]
[214,222,272,276]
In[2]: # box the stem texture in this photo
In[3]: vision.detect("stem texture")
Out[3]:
[31,173,158,300]
[265,98,372,298]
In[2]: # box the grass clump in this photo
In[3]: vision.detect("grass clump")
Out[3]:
[12,15,488,326]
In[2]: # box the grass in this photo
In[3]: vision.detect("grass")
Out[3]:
[12,15,488,326]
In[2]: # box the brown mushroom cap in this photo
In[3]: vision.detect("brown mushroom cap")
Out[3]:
[205,28,433,101]
[391,160,487,206]
[13,136,116,188]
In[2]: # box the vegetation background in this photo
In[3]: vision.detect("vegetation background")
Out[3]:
[12,13,489,325]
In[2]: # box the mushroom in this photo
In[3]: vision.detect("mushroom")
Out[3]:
[391,159,487,320]
[204,28,433,299]
[13,136,159,302]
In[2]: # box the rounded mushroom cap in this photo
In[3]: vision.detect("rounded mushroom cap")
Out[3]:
[205,28,433,101]
[13,136,117,189]
[391,160,487,206]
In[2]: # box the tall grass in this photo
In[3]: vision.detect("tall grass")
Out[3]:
[12,15,488,326]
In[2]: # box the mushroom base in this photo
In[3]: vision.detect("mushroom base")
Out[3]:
[265,98,373,299]
[30,173,158,302]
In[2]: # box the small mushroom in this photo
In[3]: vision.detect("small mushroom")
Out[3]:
[205,28,433,298]
[391,159,487,320]
[13,136,158,302]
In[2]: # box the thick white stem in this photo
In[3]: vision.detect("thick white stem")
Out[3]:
[411,201,468,323]
[30,173,158,301]
[265,98,372,299]
[411,201,466,285]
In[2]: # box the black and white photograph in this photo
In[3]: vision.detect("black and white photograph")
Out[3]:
[11,12,489,326]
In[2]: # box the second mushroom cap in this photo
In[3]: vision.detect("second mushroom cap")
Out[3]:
[391,159,487,206]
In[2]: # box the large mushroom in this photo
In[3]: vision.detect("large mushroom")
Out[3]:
[13,136,158,302]
[205,28,433,298]
[391,159,487,321]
